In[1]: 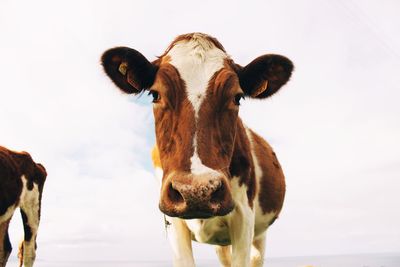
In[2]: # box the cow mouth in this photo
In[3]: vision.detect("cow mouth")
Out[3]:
[159,202,235,220]
[179,208,234,220]
[179,211,215,220]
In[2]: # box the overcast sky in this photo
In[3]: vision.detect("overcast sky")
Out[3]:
[1,0,399,263]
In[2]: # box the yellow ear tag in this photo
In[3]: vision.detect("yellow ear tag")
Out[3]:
[118,62,128,75]
[251,80,268,97]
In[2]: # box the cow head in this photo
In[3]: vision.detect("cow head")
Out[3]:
[101,33,293,219]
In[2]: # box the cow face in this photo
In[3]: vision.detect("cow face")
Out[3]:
[101,33,293,219]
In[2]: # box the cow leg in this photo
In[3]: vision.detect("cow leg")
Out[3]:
[250,232,266,267]
[19,182,41,267]
[215,245,231,267]
[167,217,195,267]
[0,219,12,267]
[229,204,255,267]
[20,206,40,267]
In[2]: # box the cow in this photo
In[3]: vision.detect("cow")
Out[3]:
[0,146,47,267]
[101,32,293,267]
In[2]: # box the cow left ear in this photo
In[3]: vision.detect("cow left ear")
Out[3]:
[237,54,293,99]
[101,47,158,94]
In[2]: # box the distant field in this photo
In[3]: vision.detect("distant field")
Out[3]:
[7,253,400,267]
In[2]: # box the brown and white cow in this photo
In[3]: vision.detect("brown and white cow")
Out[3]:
[101,33,293,267]
[0,146,47,267]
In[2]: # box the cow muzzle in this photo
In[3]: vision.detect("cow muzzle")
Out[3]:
[159,172,234,219]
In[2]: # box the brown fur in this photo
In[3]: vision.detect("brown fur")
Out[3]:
[0,148,22,216]
[238,54,294,98]
[152,64,195,175]
[150,63,236,218]
[0,219,11,267]
[0,146,47,266]
[196,68,241,176]
[0,147,46,216]
[101,47,158,94]
[250,131,286,214]
[229,119,256,208]
[151,118,284,213]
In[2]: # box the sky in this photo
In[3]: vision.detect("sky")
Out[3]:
[0,0,399,263]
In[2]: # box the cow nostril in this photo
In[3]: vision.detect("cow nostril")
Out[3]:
[210,182,225,204]
[168,183,184,204]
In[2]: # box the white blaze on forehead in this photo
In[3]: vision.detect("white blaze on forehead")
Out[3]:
[167,35,227,116]
[167,34,227,174]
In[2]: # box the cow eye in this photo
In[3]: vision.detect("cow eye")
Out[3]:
[148,90,160,103]
[233,93,244,106]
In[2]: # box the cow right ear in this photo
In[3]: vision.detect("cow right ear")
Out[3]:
[101,47,158,94]
[237,54,293,99]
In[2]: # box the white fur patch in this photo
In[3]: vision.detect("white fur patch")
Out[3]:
[0,204,16,224]
[168,34,227,116]
[185,215,228,244]
[0,174,40,225]
[167,217,196,267]
[250,232,266,266]
[245,127,262,186]
[228,177,255,267]
[190,135,221,175]
[20,175,40,267]
[0,174,41,267]
[230,176,251,205]
[167,34,227,175]
[245,127,277,237]
[20,175,40,230]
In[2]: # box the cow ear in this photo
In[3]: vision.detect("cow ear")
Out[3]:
[237,54,293,99]
[101,47,158,94]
